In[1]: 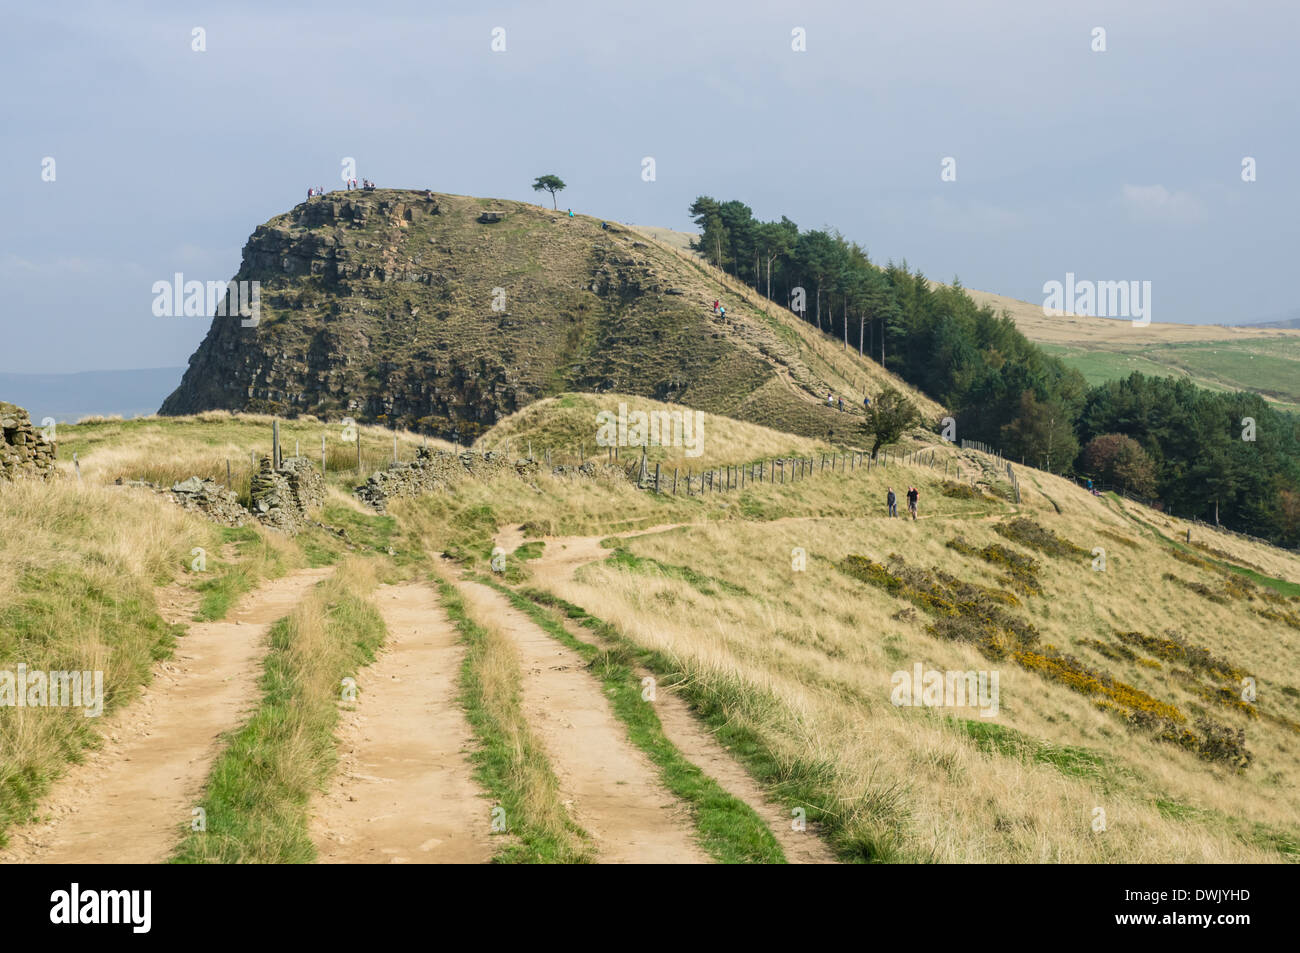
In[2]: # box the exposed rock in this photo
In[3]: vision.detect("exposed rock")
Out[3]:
[249,455,324,534]
[167,477,247,527]
[0,401,57,482]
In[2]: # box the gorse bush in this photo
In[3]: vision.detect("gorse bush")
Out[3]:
[994,518,1088,559]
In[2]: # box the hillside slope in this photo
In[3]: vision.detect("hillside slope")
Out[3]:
[160,190,939,443]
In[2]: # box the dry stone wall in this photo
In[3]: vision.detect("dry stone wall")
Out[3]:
[249,455,325,534]
[0,401,57,482]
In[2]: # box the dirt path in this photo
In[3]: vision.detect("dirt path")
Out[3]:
[311,582,491,864]
[497,523,838,863]
[455,579,708,864]
[0,567,333,865]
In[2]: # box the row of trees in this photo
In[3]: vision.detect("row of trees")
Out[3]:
[688,195,1300,546]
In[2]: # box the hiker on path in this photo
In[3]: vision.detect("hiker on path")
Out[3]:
[827,392,834,407]
[907,486,919,520]
[568,208,574,218]
[718,305,726,318]
[887,487,898,518]
[838,397,844,412]
[713,299,719,313]
[864,395,871,409]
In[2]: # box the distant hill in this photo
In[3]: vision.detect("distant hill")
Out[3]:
[1239,309,1300,330]
[0,368,183,422]
[160,190,939,443]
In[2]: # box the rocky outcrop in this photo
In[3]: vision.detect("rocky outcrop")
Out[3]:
[1,401,57,481]
[156,188,857,445]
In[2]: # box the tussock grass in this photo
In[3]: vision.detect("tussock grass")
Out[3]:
[477,392,837,470]
[171,560,384,863]
[54,412,455,496]
[531,500,1298,861]
[0,481,202,845]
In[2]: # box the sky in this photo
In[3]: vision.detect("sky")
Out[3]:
[3,0,1297,374]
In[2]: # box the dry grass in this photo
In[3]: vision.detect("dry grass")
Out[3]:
[53,412,457,494]
[172,558,384,863]
[476,393,839,471]
[626,225,948,422]
[0,480,203,841]
[412,427,1300,862]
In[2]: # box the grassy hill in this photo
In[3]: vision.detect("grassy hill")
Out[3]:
[641,225,1300,415]
[5,403,1298,862]
[160,190,940,444]
[959,287,1300,414]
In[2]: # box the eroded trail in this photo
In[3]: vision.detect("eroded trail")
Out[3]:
[311,582,491,864]
[497,524,838,863]
[455,578,708,864]
[1,567,333,865]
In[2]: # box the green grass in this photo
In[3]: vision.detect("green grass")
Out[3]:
[605,546,752,597]
[1040,339,1300,414]
[950,719,1123,788]
[0,568,184,846]
[171,575,386,863]
[1153,798,1300,860]
[479,576,786,864]
[192,526,289,621]
[518,588,908,862]
[1114,502,1300,597]
[435,577,592,864]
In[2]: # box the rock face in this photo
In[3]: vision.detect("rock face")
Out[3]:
[0,401,57,481]
[158,189,854,443]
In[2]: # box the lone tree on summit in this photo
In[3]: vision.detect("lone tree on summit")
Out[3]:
[532,174,566,209]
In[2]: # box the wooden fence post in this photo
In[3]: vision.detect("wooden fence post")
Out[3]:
[321,435,326,474]
[655,463,661,493]
[272,419,281,469]
[673,468,678,494]
[227,459,232,488]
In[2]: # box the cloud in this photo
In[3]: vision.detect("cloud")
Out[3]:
[1121,184,1208,225]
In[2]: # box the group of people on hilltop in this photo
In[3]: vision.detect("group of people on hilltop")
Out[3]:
[311,179,375,199]
[886,485,920,520]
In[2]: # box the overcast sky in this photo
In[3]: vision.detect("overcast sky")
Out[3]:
[3,0,1296,373]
